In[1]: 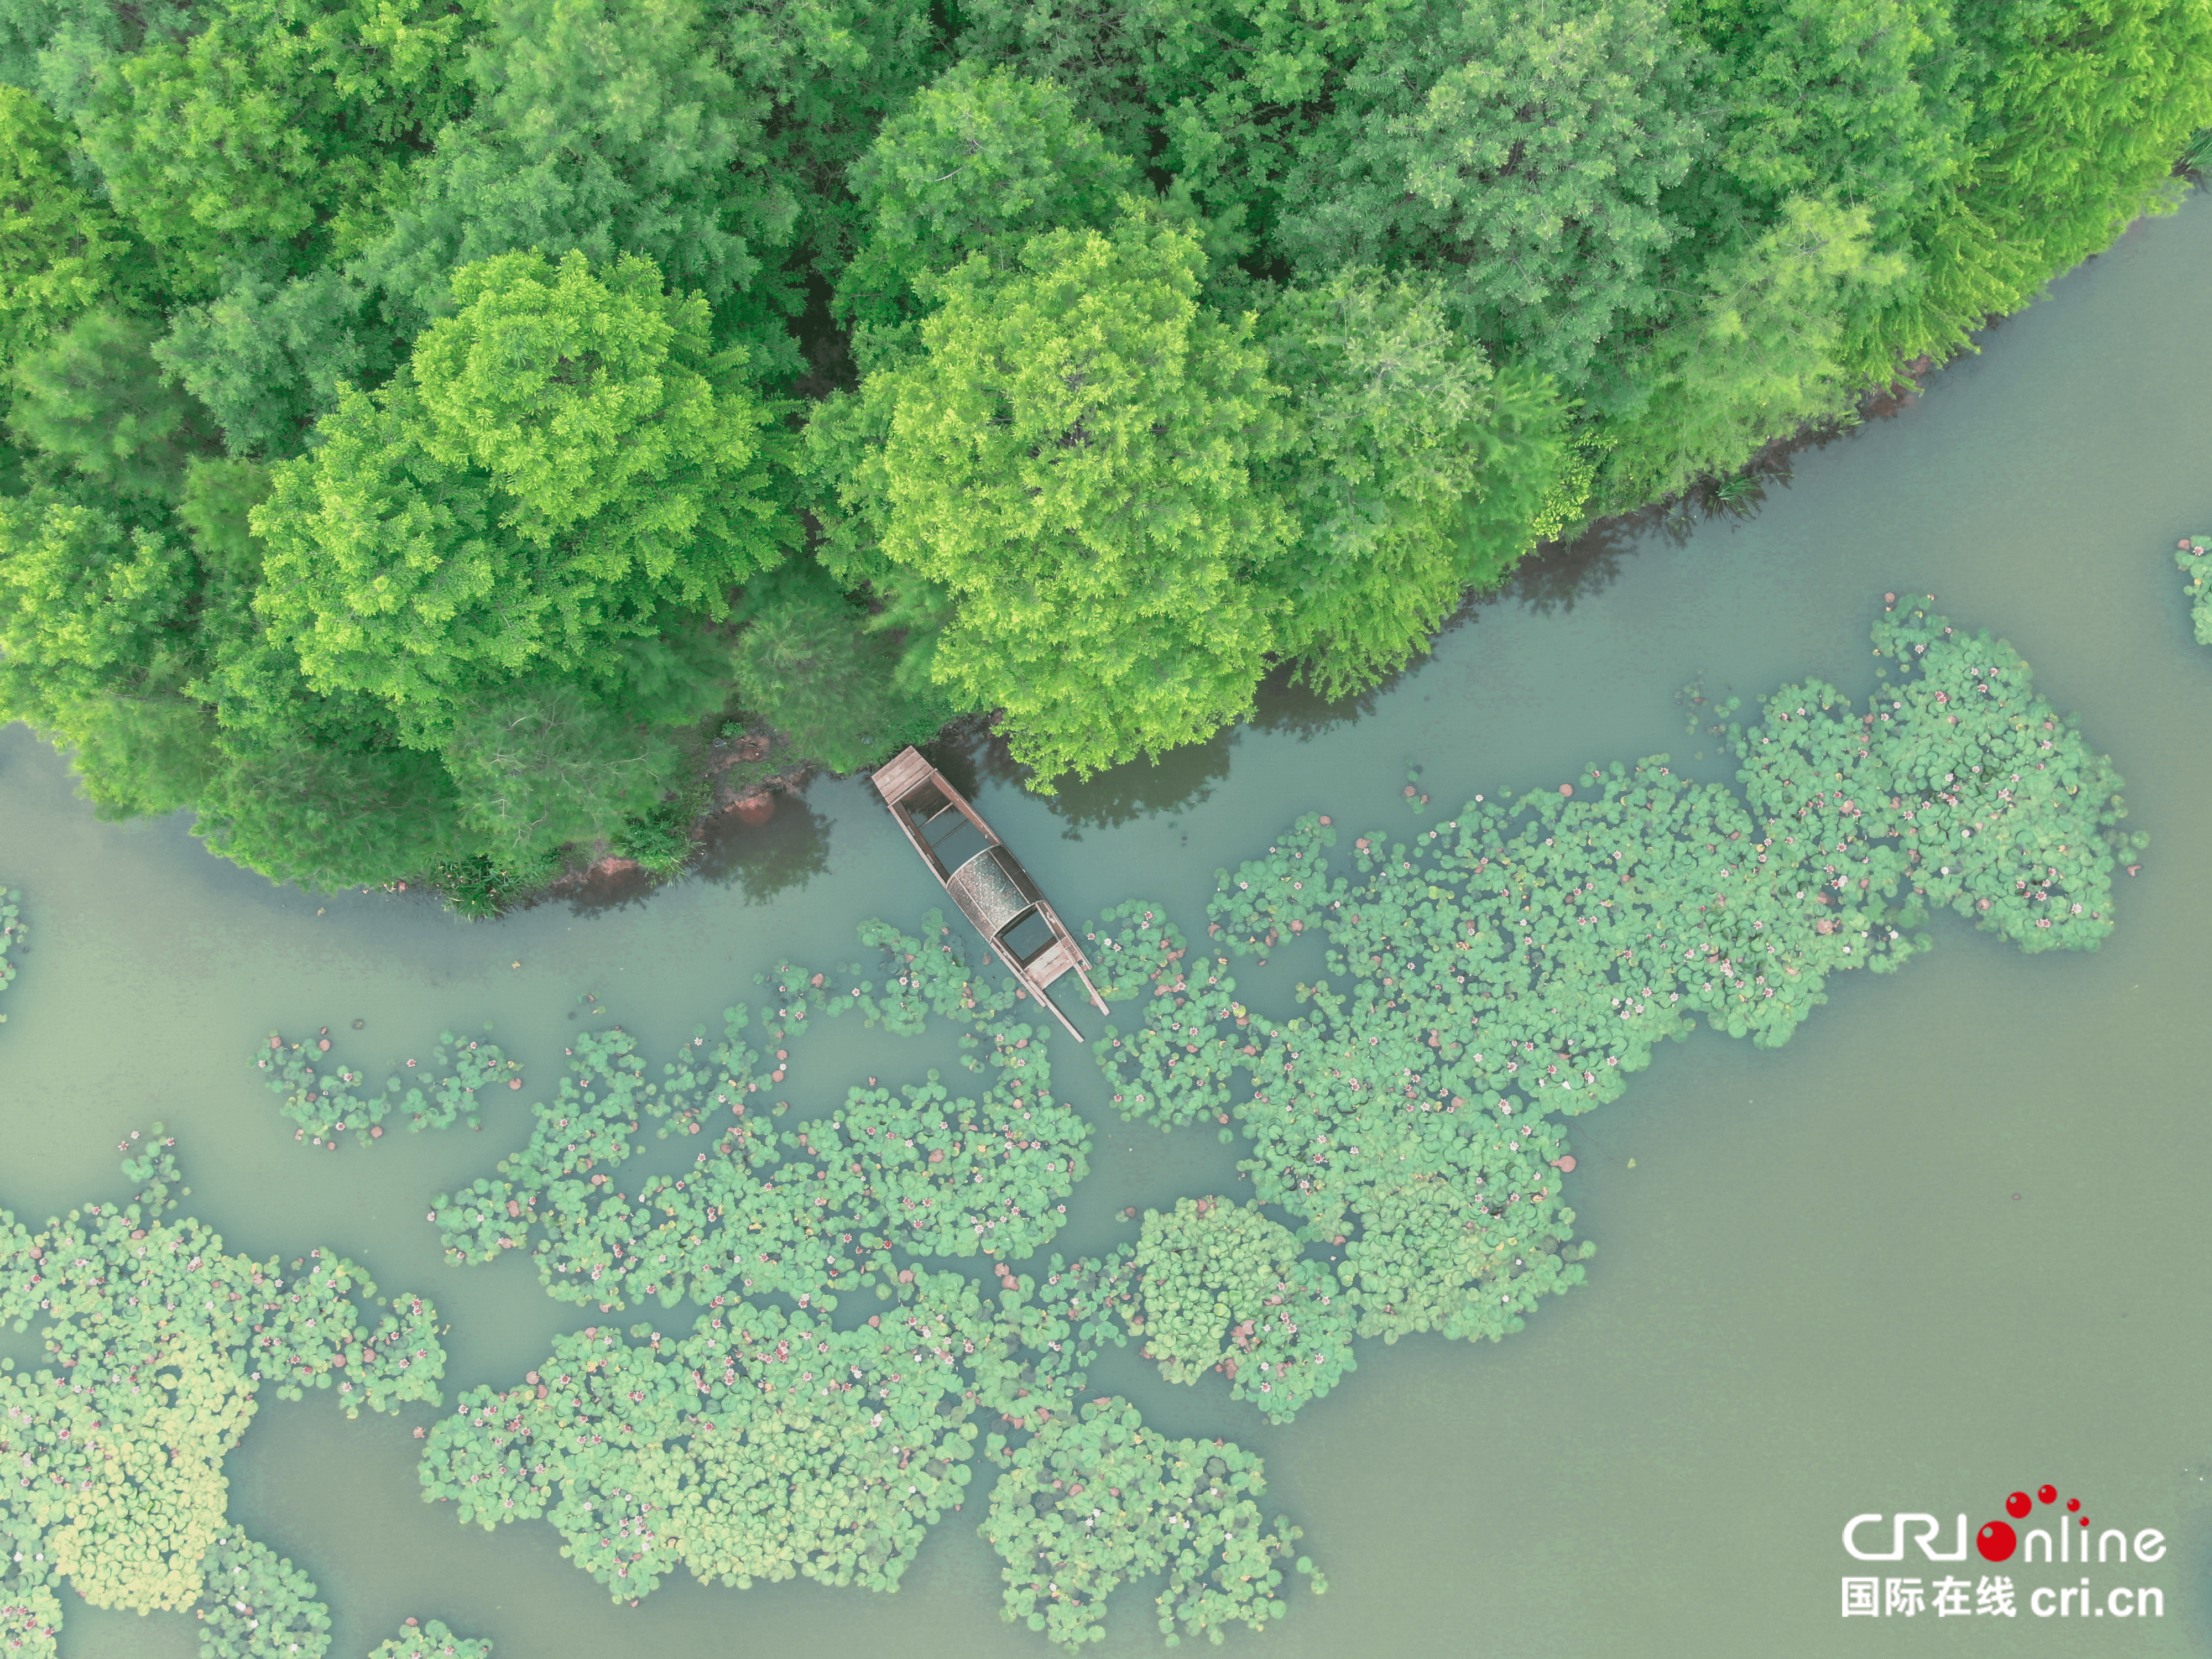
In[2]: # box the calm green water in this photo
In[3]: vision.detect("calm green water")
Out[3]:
[6,195,2212,1659]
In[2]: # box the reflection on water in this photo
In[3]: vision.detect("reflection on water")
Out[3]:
[915,718,988,802]
[1508,521,1642,615]
[942,712,1236,834]
[932,655,1417,837]
[1247,658,1397,740]
[690,785,832,902]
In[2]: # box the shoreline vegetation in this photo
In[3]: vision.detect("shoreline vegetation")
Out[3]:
[215,599,2127,1647]
[408,341,1942,919]
[0,2,2201,916]
[417,324,2077,920]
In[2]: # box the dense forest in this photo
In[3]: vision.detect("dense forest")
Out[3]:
[0,0,2203,904]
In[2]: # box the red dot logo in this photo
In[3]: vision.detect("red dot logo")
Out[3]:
[2065,1499,2080,1512]
[2037,1484,2057,1505]
[1977,1521,2018,1562]
[2005,1491,2032,1519]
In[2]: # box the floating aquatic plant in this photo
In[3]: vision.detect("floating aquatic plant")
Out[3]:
[190,1526,332,1659]
[5,1326,252,1614]
[0,1509,59,1656]
[421,1271,991,1597]
[1091,602,2122,1348]
[2178,536,2212,645]
[1748,601,2126,954]
[0,887,22,1025]
[366,1618,493,1659]
[315,916,1320,1644]
[1128,1198,1354,1424]
[401,917,1089,1313]
[254,1026,522,1147]
[245,601,2122,1649]
[979,1397,1319,1650]
[969,1254,1138,1426]
[0,1132,447,1642]
[1088,904,1242,1128]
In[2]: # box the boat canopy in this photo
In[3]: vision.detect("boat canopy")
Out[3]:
[946,846,1041,940]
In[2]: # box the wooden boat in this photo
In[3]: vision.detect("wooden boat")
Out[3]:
[870,746,1110,1040]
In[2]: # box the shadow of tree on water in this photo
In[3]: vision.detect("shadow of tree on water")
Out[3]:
[693,789,832,904]
[1246,656,1397,740]
[1506,518,1646,616]
[928,714,1234,836]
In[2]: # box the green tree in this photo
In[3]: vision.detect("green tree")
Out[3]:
[1671,0,1965,248]
[819,212,1291,783]
[351,0,785,331]
[724,564,958,771]
[8,310,214,499]
[0,0,2195,862]
[949,0,1160,168]
[1875,0,2212,369]
[0,85,139,368]
[0,491,195,716]
[1601,195,1905,502]
[175,455,272,619]
[0,0,202,107]
[439,679,691,858]
[41,690,222,816]
[713,0,946,288]
[1275,0,1708,388]
[154,269,392,459]
[253,249,789,744]
[838,62,1140,324]
[178,605,467,886]
[1258,269,1567,696]
[1667,0,1968,382]
[194,722,466,886]
[1970,0,2212,266]
[72,0,473,295]
[0,487,218,814]
[950,0,1412,270]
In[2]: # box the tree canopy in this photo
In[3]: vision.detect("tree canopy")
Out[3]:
[254,247,787,739]
[825,212,1289,781]
[0,0,2199,894]
[1256,268,1566,696]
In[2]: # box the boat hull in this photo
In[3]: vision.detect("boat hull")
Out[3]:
[869,748,1110,1040]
